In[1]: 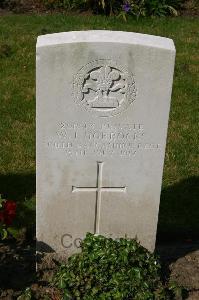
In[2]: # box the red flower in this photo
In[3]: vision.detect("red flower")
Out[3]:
[3,200,16,214]
[0,211,4,223]
[4,215,14,226]
[2,200,16,226]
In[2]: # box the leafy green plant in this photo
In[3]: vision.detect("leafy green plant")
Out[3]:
[119,0,146,21]
[42,0,181,16]
[120,0,179,20]
[166,0,185,9]
[54,233,181,299]
[0,0,20,10]
[42,0,122,14]
[42,0,66,9]
[91,0,122,15]
[17,287,32,300]
[145,0,178,16]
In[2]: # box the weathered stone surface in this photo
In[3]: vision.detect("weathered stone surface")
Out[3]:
[36,31,175,255]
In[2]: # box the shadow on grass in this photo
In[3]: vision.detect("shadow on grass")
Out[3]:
[157,175,199,242]
[156,176,199,265]
[0,173,35,202]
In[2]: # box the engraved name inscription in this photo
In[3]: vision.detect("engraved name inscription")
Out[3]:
[47,122,161,158]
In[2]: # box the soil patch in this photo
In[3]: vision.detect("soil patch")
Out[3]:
[180,0,199,16]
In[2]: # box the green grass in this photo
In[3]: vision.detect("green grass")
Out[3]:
[0,15,198,240]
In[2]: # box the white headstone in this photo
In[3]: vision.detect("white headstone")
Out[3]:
[36,31,175,254]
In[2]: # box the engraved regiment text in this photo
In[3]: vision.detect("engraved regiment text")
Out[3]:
[47,122,161,158]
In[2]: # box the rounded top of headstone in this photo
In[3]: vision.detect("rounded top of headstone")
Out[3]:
[37,30,175,51]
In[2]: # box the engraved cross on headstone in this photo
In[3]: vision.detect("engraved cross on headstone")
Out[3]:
[72,162,126,234]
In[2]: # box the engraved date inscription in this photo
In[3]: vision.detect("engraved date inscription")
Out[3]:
[47,122,161,158]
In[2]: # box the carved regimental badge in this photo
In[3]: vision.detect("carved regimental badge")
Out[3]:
[73,59,136,117]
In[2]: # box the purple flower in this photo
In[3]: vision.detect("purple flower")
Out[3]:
[123,2,131,12]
